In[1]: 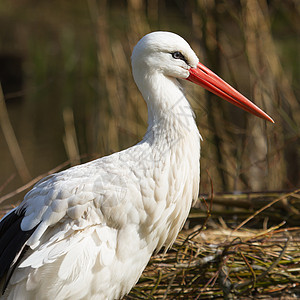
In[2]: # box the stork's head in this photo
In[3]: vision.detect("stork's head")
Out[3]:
[132,31,198,80]
[132,31,274,123]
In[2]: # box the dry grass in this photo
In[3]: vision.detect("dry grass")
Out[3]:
[127,226,300,299]
[126,190,300,299]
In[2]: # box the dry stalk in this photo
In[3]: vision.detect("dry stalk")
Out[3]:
[0,83,31,182]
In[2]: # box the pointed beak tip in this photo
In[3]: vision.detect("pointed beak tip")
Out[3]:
[268,117,275,124]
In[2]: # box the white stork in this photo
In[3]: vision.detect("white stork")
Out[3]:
[0,32,273,300]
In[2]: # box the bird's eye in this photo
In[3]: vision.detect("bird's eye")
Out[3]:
[172,51,185,60]
[171,51,188,65]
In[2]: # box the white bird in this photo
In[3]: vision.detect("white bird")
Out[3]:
[0,31,273,300]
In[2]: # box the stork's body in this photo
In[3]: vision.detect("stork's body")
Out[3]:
[0,32,273,300]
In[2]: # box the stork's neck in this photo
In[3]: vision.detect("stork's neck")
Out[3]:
[133,72,201,166]
[136,72,196,134]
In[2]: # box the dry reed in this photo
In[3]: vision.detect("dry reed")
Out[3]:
[0,84,31,182]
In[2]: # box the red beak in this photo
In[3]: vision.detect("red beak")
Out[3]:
[187,62,274,123]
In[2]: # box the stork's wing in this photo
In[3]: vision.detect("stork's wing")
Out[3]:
[0,156,133,296]
[0,208,38,292]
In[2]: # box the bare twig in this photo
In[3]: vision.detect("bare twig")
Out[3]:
[233,188,300,232]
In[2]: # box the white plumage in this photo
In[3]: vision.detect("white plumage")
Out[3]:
[0,31,273,300]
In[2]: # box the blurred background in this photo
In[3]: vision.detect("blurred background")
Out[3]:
[0,0,299,207]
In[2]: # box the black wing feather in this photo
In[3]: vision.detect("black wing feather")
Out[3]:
[0,209,22,236]
[0,209,37,294]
